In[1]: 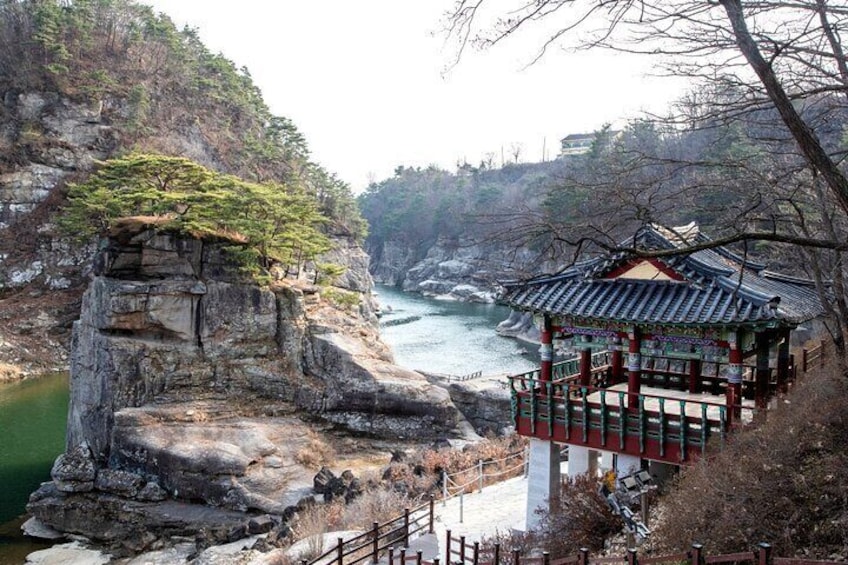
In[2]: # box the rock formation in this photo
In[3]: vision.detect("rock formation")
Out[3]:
[27,226,474,553]
[369,237,557,304]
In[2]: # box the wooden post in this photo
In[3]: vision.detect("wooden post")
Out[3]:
[417,550,423,565]
[542,552,550,565]
[403,508,410,548]
[512,548,520,565]
[802,347,809,372]
[540,315,553,383]
[473,542,480,565]
[688,358,701,394]
[434,559,440,565]
[627,548,638,565]
[611,336,623,384]
[493,543,501,565]
[628,329,642,409]
[757,542,772,565]
[690,543,703,565]
[754,332,770,414]
[400,548,406,565]
[579,548,589,565]
[371,522,379,564]
[389,548,395,565]
[337,537,345,565]
[460,535,466,565]
[445,530,451,564]
[775,329,790,393]
[428,494,435,533]
[727,335,743,427]
[580,342,592,387]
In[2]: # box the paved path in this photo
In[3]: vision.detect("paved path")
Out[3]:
[385,474,529,564]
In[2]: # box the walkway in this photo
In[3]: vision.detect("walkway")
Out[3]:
[386,474,530,564]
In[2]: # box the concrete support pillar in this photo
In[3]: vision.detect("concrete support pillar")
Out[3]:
[526,438,561,530]
[627,329,641,409]
[615,453,641,477]
[727,334,743,427]
[567,445,591,477]
[599,450,614,471]
[588,449,600,477]
[539,315,553,383]
[777,328,791,393]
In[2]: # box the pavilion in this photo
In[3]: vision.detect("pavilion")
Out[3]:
[499,223,824,528]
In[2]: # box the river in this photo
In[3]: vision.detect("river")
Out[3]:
[0,373,69,563]
[376,284,538,376]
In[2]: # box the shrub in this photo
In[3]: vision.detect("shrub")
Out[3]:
[653,367,848,557]
[535,474,622,554]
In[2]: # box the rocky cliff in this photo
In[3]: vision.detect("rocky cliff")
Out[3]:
[27,227,475,553]
[370,237,555,303]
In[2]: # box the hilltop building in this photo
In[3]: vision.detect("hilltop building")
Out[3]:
[559,130,620,156]
[499,223,824,528]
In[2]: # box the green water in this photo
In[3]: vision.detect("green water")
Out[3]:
[0,373,69,561]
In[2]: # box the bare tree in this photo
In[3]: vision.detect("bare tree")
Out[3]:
[444,1,848,363]
[445,0,848,214]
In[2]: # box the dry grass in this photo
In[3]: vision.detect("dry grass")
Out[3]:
[0,362,23,383]
[382,435,528,499]
[295,431,337,470]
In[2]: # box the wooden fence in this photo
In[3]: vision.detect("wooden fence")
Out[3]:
[382,539,844,565]
[801,340,826,373]
[305,496,435,565]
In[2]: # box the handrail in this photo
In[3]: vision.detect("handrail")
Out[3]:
[384,541,844,565]
[307,496,435,565]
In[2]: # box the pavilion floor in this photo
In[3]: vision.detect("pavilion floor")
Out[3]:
[586,383,755,422]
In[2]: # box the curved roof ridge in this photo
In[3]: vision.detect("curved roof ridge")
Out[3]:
[714,275,777,305]
[761,270,818,286]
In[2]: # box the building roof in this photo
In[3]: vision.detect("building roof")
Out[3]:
[500,223,824,328]
[561,133,596,143]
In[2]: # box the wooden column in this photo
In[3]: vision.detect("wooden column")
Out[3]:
[727,334,743,427]
[776,328,791,393]
[627,329,641,409]
[579,337,592,387]
[611,337,623,385]
[688,358,701,394]
[755,331,771,412]
[539,315,553,383]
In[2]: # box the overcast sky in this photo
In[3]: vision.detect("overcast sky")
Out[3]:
[144,1,687,192]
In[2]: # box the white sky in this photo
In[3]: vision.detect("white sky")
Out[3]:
[144,1,687,192]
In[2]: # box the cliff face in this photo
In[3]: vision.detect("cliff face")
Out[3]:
[369,237,556,303]
[28,228,473,551]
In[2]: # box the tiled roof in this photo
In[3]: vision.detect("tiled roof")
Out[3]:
[500,225,824,327]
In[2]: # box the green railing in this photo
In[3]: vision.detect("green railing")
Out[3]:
[509,376,745,462]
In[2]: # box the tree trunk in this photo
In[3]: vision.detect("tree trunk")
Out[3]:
[720,0,848,217]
